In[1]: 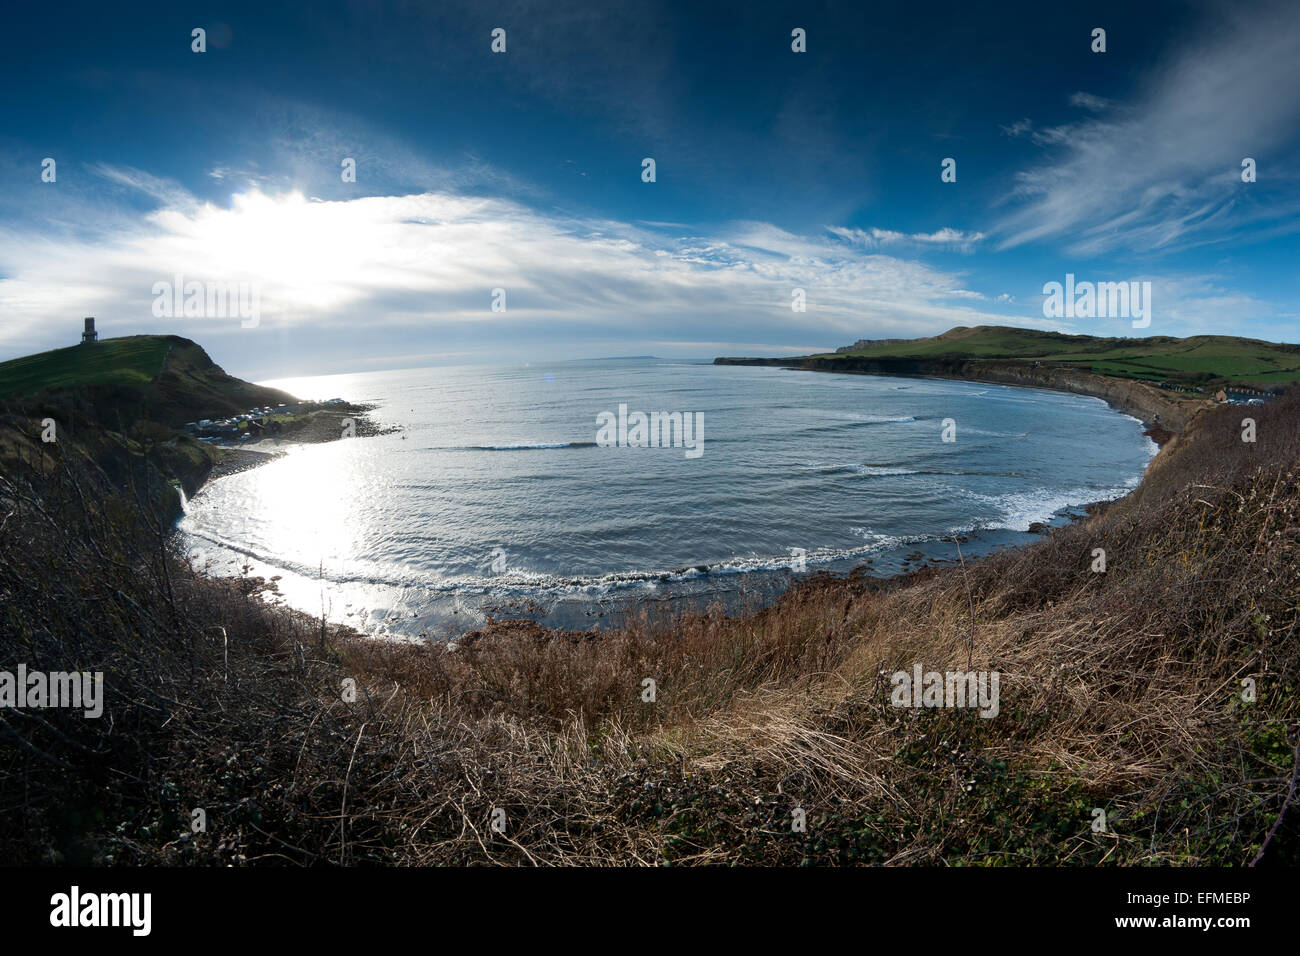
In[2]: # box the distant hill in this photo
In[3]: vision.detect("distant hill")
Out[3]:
[0,334,297,427]
[721,325,1300,389]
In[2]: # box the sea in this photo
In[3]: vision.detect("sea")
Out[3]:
[176,358,1158,640]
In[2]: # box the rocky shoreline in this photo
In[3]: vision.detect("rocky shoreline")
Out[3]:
[193,402,396,491]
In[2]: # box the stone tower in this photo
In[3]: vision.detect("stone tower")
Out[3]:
[81,317,98,344]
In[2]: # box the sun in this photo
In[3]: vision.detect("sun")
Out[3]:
[153,189,376,312]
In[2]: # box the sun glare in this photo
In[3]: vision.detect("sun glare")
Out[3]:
[211,191,337,285]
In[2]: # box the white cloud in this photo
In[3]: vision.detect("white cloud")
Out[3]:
[995,2,1300,255]
[827,225,986,252]
[913,227,987,245]
[0,177,1027,363]
[1067,92,1111,112]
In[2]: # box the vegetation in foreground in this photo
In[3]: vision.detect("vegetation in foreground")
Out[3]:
[1,382,1297,865]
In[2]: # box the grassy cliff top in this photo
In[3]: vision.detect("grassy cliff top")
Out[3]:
[0,336,173,397]
[756,325,1300,388]
[0,334,297,426]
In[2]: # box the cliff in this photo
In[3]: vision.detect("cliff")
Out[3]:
[0,335,300,523]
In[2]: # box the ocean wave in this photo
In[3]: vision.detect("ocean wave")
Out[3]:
[959,427,1029,438]
[960,483,1136,532]
[450,441,599,451]
[852,465,917,476]
[810,462,1023,479]
[807,415,917,434]
[812,463,920,477]
[181,533,930,602]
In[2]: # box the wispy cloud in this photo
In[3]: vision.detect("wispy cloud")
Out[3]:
[1001,118,1033,138]
[994,1,1300,255]
[827,225,986,252]
[1067,92,1111,112]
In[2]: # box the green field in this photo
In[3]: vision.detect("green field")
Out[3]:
[0,336,172,399]
[818,326,1300,387]
[0,333,298,428]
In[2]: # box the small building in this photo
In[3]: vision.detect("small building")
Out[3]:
[80,317,98,344]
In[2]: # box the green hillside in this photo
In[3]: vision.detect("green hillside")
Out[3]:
[0,334,298,427]
[0,336,172,398]
[817,326,1300,388]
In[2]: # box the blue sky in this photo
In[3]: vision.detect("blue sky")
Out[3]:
[1,0,1297,379]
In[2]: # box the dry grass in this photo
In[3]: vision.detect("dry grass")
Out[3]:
[1,392,1298,865]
